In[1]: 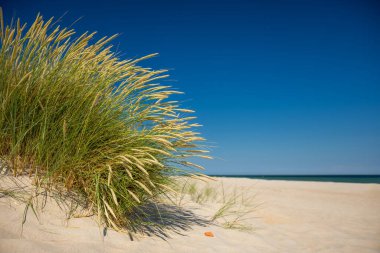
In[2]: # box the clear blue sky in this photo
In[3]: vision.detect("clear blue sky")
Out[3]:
[2,0,379,175]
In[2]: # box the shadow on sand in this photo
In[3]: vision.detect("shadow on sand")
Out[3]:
[0,175,210,241]
[126,202,210,240]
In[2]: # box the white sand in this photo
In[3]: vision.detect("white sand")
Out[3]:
[1,177,379,253]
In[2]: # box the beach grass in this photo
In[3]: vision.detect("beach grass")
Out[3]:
[174,178,257,231]
[0,9,210,231]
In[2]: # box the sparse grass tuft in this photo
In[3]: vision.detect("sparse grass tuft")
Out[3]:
[211,185,256,231]
[175,178,257,231]
[178,180,218,204]
[0,9,210,231]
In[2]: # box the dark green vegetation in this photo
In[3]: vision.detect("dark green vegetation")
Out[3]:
[0,9,210,231]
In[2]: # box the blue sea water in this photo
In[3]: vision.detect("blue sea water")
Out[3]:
[208,175,380,184]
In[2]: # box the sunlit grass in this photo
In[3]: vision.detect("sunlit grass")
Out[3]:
[0,9,210,231]
[175,178,257,231]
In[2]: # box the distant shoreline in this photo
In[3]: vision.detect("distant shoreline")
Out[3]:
[207,175,380,184]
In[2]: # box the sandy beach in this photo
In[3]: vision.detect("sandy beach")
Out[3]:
[1,177,379,253]
[1,2,379,253]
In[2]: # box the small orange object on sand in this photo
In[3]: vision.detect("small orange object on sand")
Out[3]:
[204,231,214,237]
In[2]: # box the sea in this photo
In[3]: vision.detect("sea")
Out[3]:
[207,175,380,184]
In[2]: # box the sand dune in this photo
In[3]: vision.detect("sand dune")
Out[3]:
[1,177,379,253]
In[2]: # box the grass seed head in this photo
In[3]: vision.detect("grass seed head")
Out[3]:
[0,9,210,231]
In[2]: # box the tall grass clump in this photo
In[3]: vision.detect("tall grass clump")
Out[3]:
[0,9,211,231]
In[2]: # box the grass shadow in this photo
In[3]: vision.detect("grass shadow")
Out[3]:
[127,202,210,240]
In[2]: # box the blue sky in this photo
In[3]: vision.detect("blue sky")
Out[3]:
[2,0,379,175]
